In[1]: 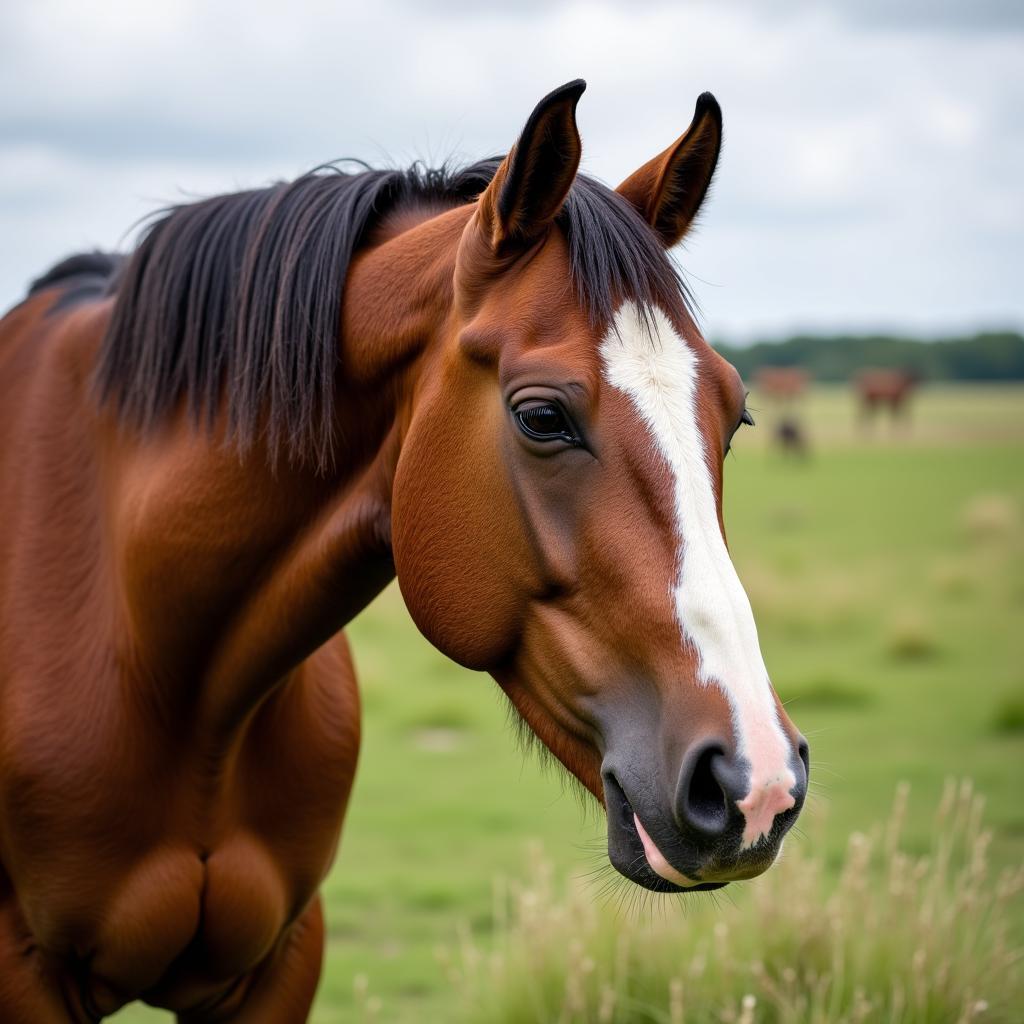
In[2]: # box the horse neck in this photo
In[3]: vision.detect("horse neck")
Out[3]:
[149,203,472,740]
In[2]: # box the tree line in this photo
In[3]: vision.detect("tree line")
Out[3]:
[713,331,1024,382]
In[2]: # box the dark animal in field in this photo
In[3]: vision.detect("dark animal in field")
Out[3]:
[0,83,807,1020]
[775,417,810,457]
[755,367,812,456]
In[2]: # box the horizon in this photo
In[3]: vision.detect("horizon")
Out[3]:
[712,323,1024,348]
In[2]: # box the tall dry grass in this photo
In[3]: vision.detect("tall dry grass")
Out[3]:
[440,782,1022,1023]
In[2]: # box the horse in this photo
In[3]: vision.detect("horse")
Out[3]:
[854,367,919,426]
[755,365,810,403]
[0,81,808,1021]
[754,366,811,457]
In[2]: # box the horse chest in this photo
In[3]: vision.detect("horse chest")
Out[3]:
[90,834,294,1007]
[0,647,356,1009]
[7,833,297,1012]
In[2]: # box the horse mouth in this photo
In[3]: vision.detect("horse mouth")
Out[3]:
[603,773,728,894]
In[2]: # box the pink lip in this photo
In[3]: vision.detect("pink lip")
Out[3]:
[737,779,796,849]
[633,813,697,887]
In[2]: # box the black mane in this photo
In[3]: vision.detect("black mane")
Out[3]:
[95,159,688,470]
[29,251,126,313]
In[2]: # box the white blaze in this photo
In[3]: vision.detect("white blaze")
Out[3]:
[600,303,796,849]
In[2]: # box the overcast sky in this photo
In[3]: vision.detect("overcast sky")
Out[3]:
[2,0,1021,341]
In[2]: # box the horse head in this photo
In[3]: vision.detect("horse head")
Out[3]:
[391,82,808,892]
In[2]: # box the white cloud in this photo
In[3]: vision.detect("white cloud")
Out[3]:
[1,0,1021,337]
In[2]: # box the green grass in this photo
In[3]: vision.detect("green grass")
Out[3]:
[115,385,1024,1022]
[446,783,1023,1023]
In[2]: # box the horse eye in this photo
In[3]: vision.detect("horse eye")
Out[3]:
[515,403,577,442]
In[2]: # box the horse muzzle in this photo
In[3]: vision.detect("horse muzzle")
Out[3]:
[601,735,809,892]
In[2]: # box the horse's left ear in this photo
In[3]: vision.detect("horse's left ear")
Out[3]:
[476,79,586,255]
[616,92,722,248]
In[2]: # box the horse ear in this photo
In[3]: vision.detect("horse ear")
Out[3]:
[477,80,586,254]
[616,92,722,248]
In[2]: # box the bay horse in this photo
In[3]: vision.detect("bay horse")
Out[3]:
[755,366,810,403]
[855,367,919,426]
[0,81,807,1021]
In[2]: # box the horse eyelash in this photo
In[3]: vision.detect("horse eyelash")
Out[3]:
[726,395,754,457]
[740,390,755,427]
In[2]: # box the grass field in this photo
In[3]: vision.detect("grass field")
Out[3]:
[116,384,1024,1022]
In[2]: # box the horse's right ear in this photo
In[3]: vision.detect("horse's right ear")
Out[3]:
[476,80,586,255]
[616,92,722,249]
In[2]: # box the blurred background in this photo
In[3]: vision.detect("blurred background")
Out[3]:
[3,1,1023,338]
[3,2,1022,1021]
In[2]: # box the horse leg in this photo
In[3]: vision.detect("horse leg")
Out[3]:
[0,902,78,1024]
[177,898,324,1024]
[859,395,876,432]
[892,394,910,431]
[0,963,75,1024]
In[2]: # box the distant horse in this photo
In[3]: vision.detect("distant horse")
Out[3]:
[855,368,919,426]
[756,366,810,403]
[0,82,807,1020]
[756,366,811,456]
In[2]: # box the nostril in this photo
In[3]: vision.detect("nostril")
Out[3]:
[682,744,731,835]
[798,739,810,779]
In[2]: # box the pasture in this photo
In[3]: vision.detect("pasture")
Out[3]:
[117,384,1024,1022]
